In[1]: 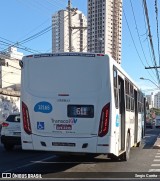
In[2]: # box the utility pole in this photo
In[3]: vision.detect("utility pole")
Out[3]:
[68,0,72,52]
[67,0,87,52]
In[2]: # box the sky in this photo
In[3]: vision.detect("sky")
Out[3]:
[0,0,160,95]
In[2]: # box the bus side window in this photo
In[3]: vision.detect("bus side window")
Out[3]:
[125,79,130,111]
[130,84,134,111]
[113,68,119,108]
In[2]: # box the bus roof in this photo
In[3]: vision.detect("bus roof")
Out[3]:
[24,52,107,58]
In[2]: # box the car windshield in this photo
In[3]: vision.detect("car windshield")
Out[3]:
[6,114,20,123]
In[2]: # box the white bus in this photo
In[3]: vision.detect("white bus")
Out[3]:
[20,52,145,161]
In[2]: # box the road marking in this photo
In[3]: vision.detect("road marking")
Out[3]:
[149,169,160,172]
[3,155,57,173]
[32,161,96,164]
[155,155,160,158]
[151,164,160,166]
[148,147,160,172]
[153,159,160,162]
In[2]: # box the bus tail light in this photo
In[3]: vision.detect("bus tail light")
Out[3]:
[22,101,32,135]
[98,103,110,137]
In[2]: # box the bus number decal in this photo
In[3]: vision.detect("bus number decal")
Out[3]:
[34,102,52,113]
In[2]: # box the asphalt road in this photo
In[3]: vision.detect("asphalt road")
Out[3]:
[0,127,160,180]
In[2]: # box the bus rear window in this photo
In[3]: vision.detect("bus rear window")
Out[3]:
[26,58,106,93]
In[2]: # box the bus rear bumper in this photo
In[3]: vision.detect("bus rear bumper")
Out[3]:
[22,134,110,154]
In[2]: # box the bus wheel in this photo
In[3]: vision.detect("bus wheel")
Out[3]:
[120,133,130,161]
[108,154,119,161]
[136,141,141,147]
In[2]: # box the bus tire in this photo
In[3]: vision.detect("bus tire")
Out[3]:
[108,153,119,161]
[141,128,144,139]
[136,141,141,147]
[120,133,130,161]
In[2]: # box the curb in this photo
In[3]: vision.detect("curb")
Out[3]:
[153,137,160,149]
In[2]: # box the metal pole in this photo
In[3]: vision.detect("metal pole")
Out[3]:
[144,97,146,137]
[68,0,72,52]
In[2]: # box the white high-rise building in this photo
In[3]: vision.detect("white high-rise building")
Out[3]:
[154,92,160,109]
[52,9,87,53]
[87,0,122,63]
[146,92,154,109]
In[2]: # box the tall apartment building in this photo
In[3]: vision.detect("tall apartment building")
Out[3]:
[87,0,122,63]
[52,9,87,53]
[154,92,160,109]
[146,92,154,109]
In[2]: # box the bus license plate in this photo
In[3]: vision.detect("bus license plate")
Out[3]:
[67,105,94,118]
[13,132,21,136]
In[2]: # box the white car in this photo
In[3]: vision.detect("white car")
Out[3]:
[1,113,21,151]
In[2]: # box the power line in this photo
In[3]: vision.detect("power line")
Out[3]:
[129,0,149,66]
[0,37,41,54]
[18,18,51,42]
[142,9,155,67]
[20,11,70,45]
[19,26,52,44]
[0,40,35,54]
[2,1,84,54]
[16,0,66,15]
[155,0,160,66]
[123,9,145,66]
[34,0,55,11]
[1,0,69,53]
[36,0,66,11]
[129,0,157,82]
[8,65,21,70]
[2,1,85,54]
[142,0,160,85]
[46,0,66,9]
[123,8,158,84]
[1,11,69,53]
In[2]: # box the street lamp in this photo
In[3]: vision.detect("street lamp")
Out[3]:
[140,77,160,89]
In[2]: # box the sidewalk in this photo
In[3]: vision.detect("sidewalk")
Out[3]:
[153,135,160,149]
